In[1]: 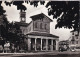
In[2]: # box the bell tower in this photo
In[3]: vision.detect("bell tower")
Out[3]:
[20,10,26,23]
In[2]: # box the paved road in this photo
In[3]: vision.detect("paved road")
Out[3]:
[0,54,80,57]
[0,51,80,57]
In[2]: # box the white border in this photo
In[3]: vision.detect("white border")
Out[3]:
[0,0,80,1]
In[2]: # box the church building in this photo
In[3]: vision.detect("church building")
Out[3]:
[15,11,59,51]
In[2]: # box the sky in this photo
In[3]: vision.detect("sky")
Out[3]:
[1,1,73,41]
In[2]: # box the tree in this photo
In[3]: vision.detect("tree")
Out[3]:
[0,1,9,40]
[7,22,20,43]
[0,1,6,15]
[0,1,9,51]
[7,22,27,51]
[46,1,79,30]
[3,1,79,31]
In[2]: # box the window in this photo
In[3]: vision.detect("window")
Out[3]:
[72,41,74,44]
[40,23,42,29]
[26,29,27,32]
[76,36,78,39]
[71,36,75,41]
[76,41,78,44]
[35,22,37,28]
[45,24,47,29]
[75,31,78,35]
[41,19,43,21]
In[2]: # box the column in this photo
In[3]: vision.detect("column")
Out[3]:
[41,38,42,51]
[35,38,37,51]
[46,39,48,51]
[56,39,59,50]
[28,38,31,51]
[51,39,53,51]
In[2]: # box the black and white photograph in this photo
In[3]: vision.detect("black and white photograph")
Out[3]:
[0,0,80,57]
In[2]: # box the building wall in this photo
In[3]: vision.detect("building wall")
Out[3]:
[32,16,50,34]
[20,21,34,35]
[73,31,80,46]
[26,21,33,34]
[69,31,79,45]
[20,14,52,35]
[69,31,80,51]
[75,31,80,51]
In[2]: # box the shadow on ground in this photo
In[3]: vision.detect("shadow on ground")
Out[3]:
[12,54,80,57]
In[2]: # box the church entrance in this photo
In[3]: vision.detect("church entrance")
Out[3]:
[53,40,56,50]
[42,39,46,50]
[36,38,41,50]
[48,39,51,50]
[31,38,35,51]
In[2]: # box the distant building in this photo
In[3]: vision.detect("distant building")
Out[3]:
[68,30,80,51]
[15,11,59,51]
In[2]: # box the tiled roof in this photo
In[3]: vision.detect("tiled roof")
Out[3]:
[15,22,29,27]
[27,32,59,38]
[30,13,53,22]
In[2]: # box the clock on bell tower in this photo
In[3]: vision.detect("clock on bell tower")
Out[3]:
[20,10,26,23]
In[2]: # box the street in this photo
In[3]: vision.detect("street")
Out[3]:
[0,54,80,57]
[0,51,80,57]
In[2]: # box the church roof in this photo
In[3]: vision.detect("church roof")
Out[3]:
[15,22,29,27]
[27,32,59,38]
[30,13,53,22]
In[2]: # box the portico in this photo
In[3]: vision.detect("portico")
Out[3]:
[26,33,59,51]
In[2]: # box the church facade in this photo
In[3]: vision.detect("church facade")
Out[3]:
[15,11,59,51]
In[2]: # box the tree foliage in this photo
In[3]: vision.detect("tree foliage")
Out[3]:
[0,15,9,48]
[3,1,79,30]
[4,1,45,11]
[6,22,22,44]
[46,1,79,30]
[0,1,6,15]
